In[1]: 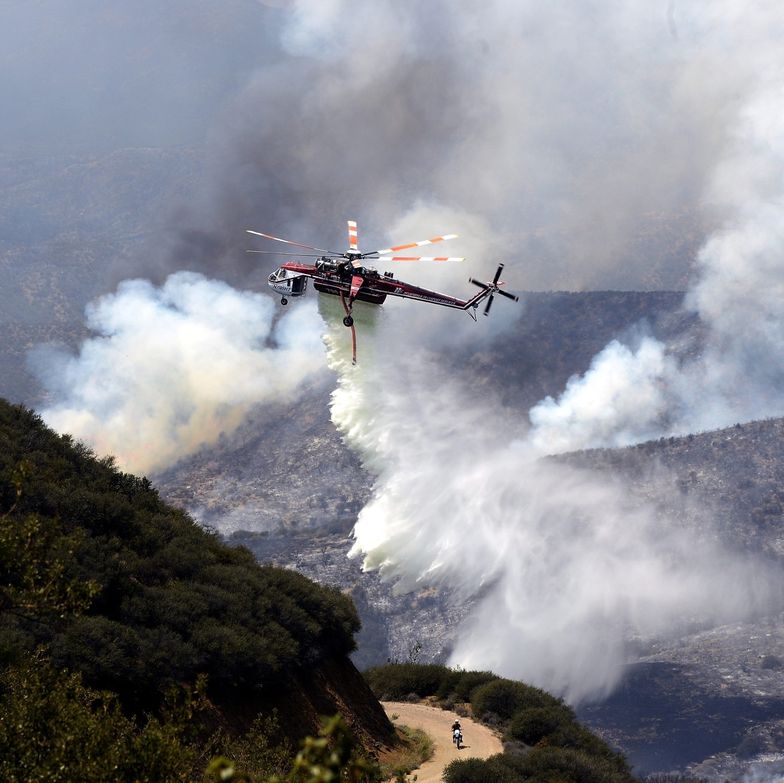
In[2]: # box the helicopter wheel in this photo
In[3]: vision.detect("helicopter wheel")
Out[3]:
[281,297,288,305]
[343,315,354,327]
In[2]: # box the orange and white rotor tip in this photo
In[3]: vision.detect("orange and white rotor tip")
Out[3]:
[347,220,358,251]
[379,256,465,262]
[375,234,458,254]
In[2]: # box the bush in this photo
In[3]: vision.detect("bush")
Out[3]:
[442,755,519,783]
[471,678,558,720]
[454,671,498,702]
[434,668,463,700]
[548,721,629,769]
[506,705,573,745]
[365,664,500,705]
[363,663,451,700]
[0,656,196,783]
[0,400,361,709]
[518,745,634,783]
[435,669,498,702]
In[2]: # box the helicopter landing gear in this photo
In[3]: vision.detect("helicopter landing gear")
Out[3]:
[342,315,354,327]
[280,297,288,305]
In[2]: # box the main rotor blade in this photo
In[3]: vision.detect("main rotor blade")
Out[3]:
[378,256,465,262]
[498,289,519,301]
[347,219,358,252]
[369,233,458,256]
[245,250,327,257]
[484,294,495,316]
[470,278,489,289]
[246,229,339,255]
[492,263,505,285]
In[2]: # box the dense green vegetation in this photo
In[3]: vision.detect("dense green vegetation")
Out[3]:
[0,401,358,707]
[0,656,198,782]
[365,663,636,783]
[0,400,382,780]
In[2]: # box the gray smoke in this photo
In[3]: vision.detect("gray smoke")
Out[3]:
[169,0,753,292]
[0,0,285,153]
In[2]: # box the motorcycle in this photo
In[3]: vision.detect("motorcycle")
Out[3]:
[452,728,463,750]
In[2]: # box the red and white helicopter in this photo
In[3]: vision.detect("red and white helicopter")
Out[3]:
[247,219,518,362]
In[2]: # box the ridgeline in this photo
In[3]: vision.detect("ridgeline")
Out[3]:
[0,398,393,780]
[0,398,644,782]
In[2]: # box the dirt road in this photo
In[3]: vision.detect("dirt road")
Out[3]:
[382,701,503,783]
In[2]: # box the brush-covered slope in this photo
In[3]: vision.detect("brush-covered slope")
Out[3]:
[0,398,393,749]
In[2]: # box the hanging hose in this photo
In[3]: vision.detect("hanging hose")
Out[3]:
[339,290,357,365]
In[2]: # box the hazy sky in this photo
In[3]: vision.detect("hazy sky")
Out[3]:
[0,0,284,152]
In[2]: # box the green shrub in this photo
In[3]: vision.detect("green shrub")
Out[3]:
[213,711,293,781]
[434,668,463,699]
[506,705,574,745]
[0,656,196,783]
[518,744,634,783]
[548,721,629,769]
[453,671,498,702]
[363,663,451,700]
[442,755,519,783]
[0,401,362,710]
[435,669,498,702]
[471,678,558,720]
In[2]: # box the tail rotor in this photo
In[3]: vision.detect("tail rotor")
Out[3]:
[470,263,519,316]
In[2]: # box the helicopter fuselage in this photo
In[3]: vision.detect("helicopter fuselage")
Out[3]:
[268,259,488,310]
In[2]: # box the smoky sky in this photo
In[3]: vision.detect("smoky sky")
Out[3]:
[162,0,758,291]
[4,0,770,292]
[0,0,285,153]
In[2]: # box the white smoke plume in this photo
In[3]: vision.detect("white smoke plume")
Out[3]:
[320,209,781,705]
[528,22,784,452]
[32,272,325,474]
[529,337,677,454]
[326,319,778,703]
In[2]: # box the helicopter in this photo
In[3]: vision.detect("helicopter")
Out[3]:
[246,219,518,362]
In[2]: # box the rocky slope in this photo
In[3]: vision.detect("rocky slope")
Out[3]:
[563,420,784,778]
[225,415,784,780]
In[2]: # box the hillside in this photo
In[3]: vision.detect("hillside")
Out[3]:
[227,415,784,780]
[0,397,395,777]
[158,289,695,532]
[560,417,784,558]
[561,420,784,777]
[0,148,199,404]
[0,395,650,783]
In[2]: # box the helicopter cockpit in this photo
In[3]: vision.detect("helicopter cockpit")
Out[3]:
[268,267,308,305]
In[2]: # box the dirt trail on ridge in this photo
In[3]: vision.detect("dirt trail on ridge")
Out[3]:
[382,701,503,782]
